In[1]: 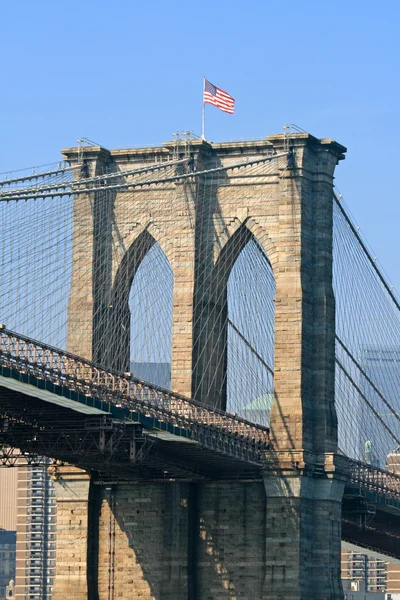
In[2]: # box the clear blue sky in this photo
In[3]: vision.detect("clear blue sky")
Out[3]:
[1,0,399,288]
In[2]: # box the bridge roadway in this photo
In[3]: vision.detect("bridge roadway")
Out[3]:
[0,327,399,559]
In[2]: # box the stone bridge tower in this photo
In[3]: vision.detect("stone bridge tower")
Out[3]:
[58,133,346,600]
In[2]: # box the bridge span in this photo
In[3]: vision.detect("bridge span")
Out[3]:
[0,326,400,558]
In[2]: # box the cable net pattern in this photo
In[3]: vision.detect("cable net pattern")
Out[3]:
[0,154,281,423]
[2,151,399,470]
[226,239,274,427]
[334,197,400,467]
[129,243,173,389]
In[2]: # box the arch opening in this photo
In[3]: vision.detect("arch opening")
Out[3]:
[128,242,173,388]
[226,236,275,426]
[192,223,275,422]
[99,230,173,384]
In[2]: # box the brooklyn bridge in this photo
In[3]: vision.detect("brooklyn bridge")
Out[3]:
[0,131,399,599]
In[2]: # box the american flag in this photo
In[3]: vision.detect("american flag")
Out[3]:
[203,79,235,114]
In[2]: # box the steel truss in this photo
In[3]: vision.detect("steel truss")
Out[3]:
[0,414,153,470]
[0,327,271,466]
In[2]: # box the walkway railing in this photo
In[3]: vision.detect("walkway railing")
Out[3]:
[2,327,400,495]
[0,328,271,465]
[346,457,400,501]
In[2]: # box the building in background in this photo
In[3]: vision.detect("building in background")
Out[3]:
[241,393,273,428]
[0,460,56,600]
[341,547,387,594]
[359,348,400,468]
[15,462,56,600]
[0,530,16,599]
[5,579,15,598]
[0,466,17,600]
[342,578,385,599]
[130,361,171,389]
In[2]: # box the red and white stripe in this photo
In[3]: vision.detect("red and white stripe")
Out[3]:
[204,87,235,114]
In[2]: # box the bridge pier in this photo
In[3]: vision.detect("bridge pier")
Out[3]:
[49,473,345,600]
[93,480,267,599]
[96,482,190,600]
[263,467,345,600]
[62,479,270,600]
[51,466,93,600]
[195,481,267,599]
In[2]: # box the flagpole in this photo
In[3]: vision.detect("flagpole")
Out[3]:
[201,77,206,140]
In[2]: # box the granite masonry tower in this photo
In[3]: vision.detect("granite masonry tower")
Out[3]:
[51,133,346,600]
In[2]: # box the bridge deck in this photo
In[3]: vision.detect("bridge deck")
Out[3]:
[0,365,263,479]
[0,328,271,464]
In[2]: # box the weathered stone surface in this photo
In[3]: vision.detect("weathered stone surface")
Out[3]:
[63,135,345,442]
[59,134,347,599]
[96,483,189,600]
[50,466,91,600]
[196,482,267,599]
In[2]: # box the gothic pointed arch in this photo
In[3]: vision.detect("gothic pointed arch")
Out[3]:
[192,223,275,416]
[99,229,173,377]
[213,217,278,278]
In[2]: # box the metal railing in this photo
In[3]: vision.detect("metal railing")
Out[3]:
[0,328,271,465]
[346,457,400,501]
[3,328,400,487]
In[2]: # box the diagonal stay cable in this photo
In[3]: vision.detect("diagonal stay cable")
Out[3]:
[0,158,189,199]
[0,153,288,202]
[334,193,400,313]
[227,325,399,435]
[253,237,273,270]
[335,357,400,448]
[227,318,274,377]
[336,334,400,426]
